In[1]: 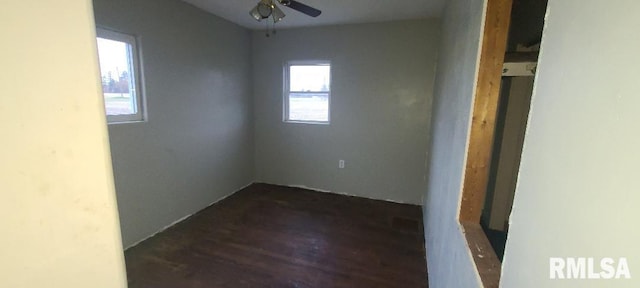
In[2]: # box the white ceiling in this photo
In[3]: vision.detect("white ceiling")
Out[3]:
[182,0,446,30]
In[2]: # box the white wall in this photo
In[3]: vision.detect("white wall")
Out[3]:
[501,0,640,287]
[0,0,126,287]
[422,0,487,287]
[93,0,254,247]
[253,20,440,204]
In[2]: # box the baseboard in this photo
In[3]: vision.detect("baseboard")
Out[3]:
[263,182,418,205]
[124,182,254,250]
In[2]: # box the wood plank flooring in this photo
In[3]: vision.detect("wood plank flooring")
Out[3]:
[125,183,428,287]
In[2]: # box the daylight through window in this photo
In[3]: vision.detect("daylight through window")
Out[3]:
[96,28,144,123]
[284,61,331,123]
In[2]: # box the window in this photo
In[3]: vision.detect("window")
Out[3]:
[284,61,331,124]
[96,28,145,123]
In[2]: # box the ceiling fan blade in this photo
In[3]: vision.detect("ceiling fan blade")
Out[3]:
[283,0,321,17]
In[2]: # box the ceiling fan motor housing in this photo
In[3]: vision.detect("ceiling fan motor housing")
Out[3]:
[250,0,321,23]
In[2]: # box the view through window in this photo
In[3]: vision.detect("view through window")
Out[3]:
[96,28,144,123]
[285,62,331,123]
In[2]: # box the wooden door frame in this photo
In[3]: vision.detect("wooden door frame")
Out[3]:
[459,0,513,287]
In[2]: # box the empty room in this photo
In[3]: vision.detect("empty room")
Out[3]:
[95,0,436,286]
[3,0,640,288]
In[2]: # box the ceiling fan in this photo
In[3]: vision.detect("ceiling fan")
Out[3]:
[249,0,321,24]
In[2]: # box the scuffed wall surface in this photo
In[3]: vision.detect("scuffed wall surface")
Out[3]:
[1,0,126,286]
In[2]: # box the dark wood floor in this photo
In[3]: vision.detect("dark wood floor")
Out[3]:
[125,183,428,287]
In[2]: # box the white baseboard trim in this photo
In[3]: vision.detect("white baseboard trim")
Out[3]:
[274,182,415,205]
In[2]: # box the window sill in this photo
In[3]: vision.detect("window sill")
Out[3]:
[460,221,502,288]
[107,119,146,125]
[283,120,330,125]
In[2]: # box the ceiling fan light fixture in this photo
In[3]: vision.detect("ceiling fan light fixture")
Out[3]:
[248,0,321,31]
[250,1,274,21]
[249,5,263,21]
[272,5,285,23]
[257,1,273,17]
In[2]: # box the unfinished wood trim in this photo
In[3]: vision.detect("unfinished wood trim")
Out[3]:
[460,0,513,223]
[461,221,502,288]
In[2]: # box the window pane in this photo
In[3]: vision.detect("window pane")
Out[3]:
[97,37,136,116]
[288,93,329,122]
[290,65,330,92]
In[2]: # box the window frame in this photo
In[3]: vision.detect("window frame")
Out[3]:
[96,27,146,124]
[283,60,331,124]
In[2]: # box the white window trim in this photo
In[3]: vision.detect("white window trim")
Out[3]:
[283,60,331,124]
[96,27,146,124]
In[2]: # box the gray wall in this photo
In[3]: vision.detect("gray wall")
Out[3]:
[501,0,640,287]
[422,0,486,287]
[484,76,533,231]
[252,20,440,204]
[93,0,254,247]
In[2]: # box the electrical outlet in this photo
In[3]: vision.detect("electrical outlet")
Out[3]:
[339,160,345,169]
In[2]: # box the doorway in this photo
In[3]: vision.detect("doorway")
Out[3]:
[479,0,548,261]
